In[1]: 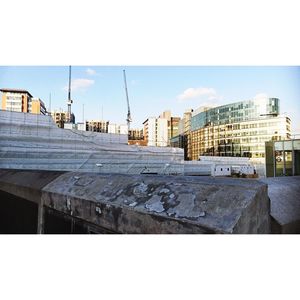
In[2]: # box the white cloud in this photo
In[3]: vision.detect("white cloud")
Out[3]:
[86,68,97,76]
[177,87,219,103]
[64,78,95,92]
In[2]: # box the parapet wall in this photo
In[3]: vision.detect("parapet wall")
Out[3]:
[0,169,271,234]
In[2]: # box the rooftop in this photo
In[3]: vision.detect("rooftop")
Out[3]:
[0,88,33,97]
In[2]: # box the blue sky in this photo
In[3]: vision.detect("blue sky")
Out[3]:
[0,66,299,132]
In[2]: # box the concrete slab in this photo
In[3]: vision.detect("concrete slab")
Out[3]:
[0,169,65,204]
[41,172,270,233]
[259,176,300,233]
[0,170,271,233]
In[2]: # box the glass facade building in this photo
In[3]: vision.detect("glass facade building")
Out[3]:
[189,98,291,160]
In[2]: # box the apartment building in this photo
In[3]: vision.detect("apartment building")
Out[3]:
[86,120,109,133]
[51,111,66,128]
[108,123,128,135]
[1,88,46,115]
[170,109,193,159]
[128,128,144,140]
[143,117,168,147]
[143,111,180,147]
[30,97,47,115]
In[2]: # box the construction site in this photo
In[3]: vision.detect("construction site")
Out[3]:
[0,107,299,234]
[0,67,299,234]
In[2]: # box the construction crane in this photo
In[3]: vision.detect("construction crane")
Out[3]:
[67,65,74,123]
[123,69,132,131]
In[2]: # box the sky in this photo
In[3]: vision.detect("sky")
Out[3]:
[0,66,300,133]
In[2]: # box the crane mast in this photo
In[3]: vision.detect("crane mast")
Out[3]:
[123,69,132,131]
[67,65,73,123]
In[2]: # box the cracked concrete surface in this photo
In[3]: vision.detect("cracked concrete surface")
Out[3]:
[40,172,270,233]
[0,169,272,233]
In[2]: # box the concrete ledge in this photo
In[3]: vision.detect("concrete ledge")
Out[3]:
[0,170,270,233]
[0,169,64,204]
[41,172,270,233]
[259,176,300,233]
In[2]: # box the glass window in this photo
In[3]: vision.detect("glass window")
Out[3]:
[275,142,284,151]
[283,141,293,150]
[275,150,284,176]
[285,151,293,176]
[293,140,300,150]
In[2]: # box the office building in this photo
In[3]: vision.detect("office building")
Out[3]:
[168,116,180,141]
[189,97,291,160]
[170,109,193,160]
[159,110,181,143]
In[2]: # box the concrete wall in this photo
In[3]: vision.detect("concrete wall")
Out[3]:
[259,176,300,233]
[0,169,271,234]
